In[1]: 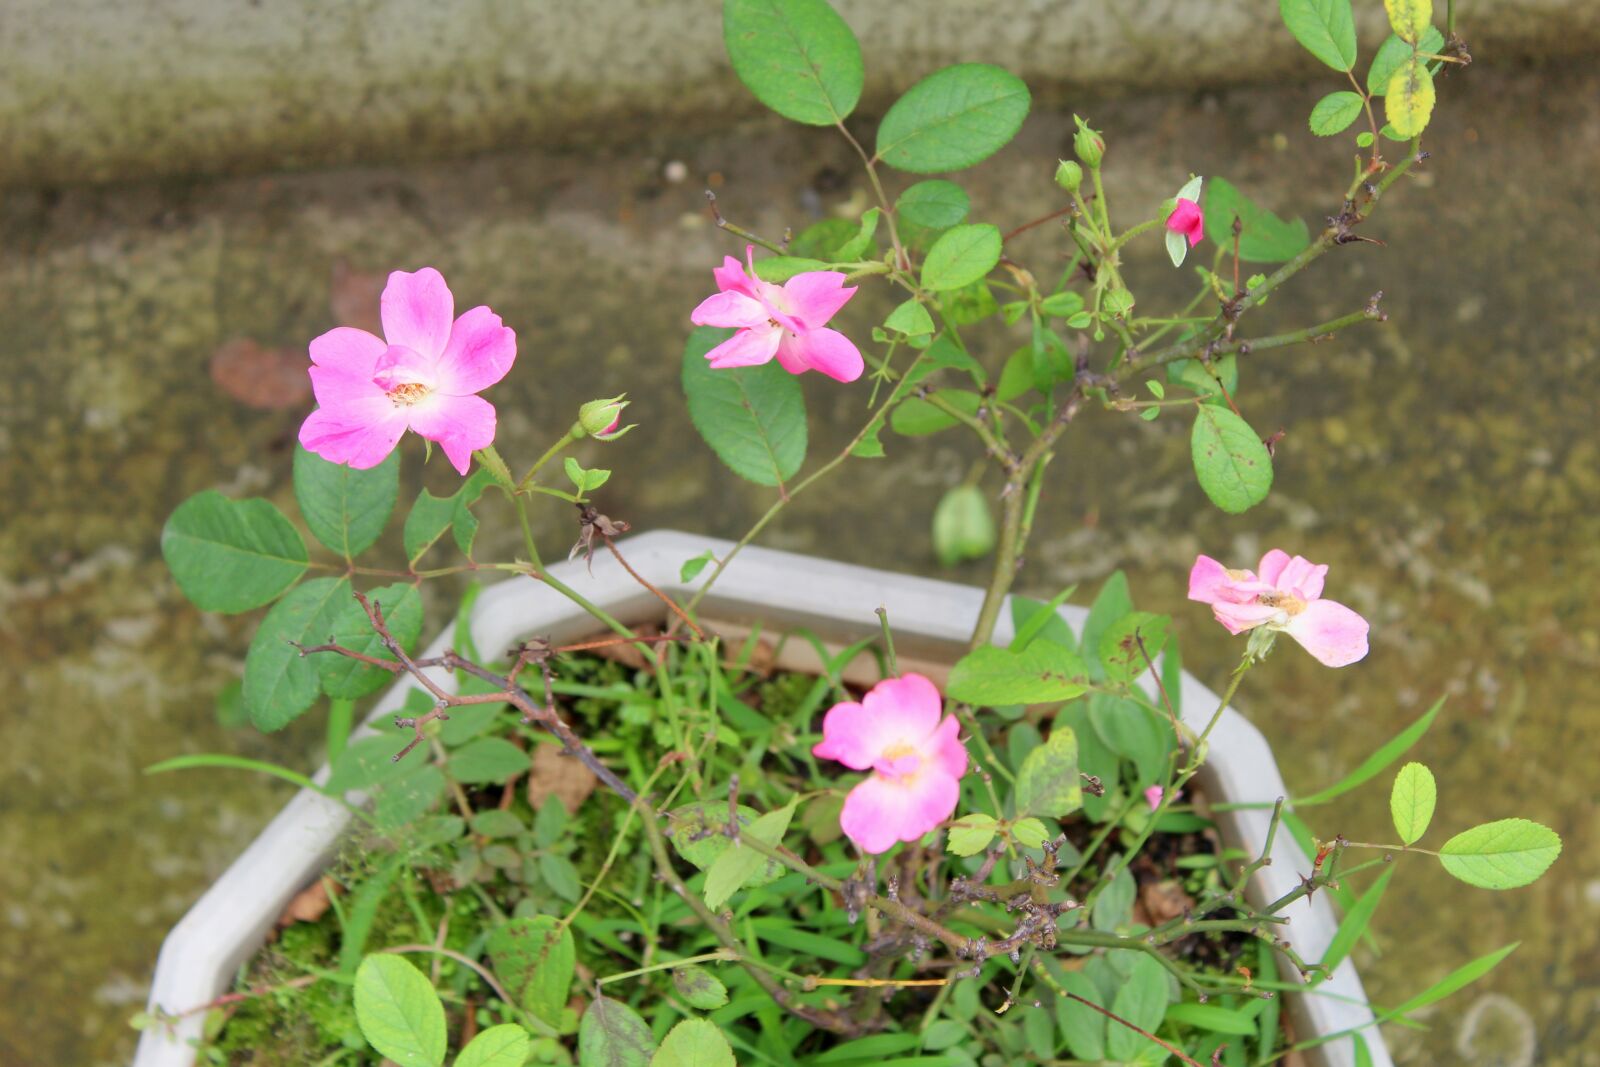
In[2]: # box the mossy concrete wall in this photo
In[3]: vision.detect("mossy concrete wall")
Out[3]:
[2,0,1597,187]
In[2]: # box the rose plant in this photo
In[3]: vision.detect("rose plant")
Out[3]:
[144,2,1561,1066]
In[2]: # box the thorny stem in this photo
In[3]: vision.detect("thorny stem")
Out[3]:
[843,122,909,271]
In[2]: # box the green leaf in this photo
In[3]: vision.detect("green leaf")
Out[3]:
[876,63,1031,173]
[402,470,495,562]
[1164,1002,1257,1037]
[243,577,350,731]
[1389,761,1437,845]
[316,583,422,699]
[1385,943,1518,1019]
[162,491,309,613]
[470,809,525,838]
[1368,28,1443,94]
[704,800,797,907]
[1203,178,1310,263]
[833,207,881,261]
[1321,867,1394,974]
[539,853,583,902]
[455,1025,531,1067]
[722,0,863,125]
[1097,611,1169,685]
[487,916,576,1028]
[449,738,530,784]
[1385,58,1435,138]
[1383,0,1432,44]
[1009,588,1079,653]
[920,224,1002,292]
[1011,817,1050,849]
[1088,692,1168,785]
[751,255,831,283]
[1294,696,1443,805]
[1438,819,1562,890]
[946,813,998,856]
[790,217,859,260]
[293,446,399,558]
[672,966,730,1010]
[353,955,447,1067]
[1016,727,1082,818]
[1309,90,1365,136]
[664,802,785,887]
[932,484,995,566]
[1279,0,1357,71]
[1168,353,1238,403]
[890,388,980,436]
[680,550,717,583]
[579,996,656,1067]
[946,642,1088,706]
[564,457,612,494]
[651,1019,735,1067]
[1191,405,1273,513]
[682,327,807,486]
[1081,572,1132,683]
[1054,971,1105,1060]
[885,298,935,337]
[1106,954,1170,1061]
[896,179,970,229]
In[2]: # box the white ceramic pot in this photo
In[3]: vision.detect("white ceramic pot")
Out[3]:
[135,530,1391,1067]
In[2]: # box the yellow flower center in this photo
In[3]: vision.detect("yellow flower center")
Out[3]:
[387,382,431,407]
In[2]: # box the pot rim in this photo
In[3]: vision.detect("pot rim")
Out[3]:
[135,529,1390,1067]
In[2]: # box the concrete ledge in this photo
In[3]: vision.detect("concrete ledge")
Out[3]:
[3,0,1596,187]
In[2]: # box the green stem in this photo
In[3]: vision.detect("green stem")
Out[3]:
[325,699,354,762]
[1108,216,1162,253]
[517,426,582,491]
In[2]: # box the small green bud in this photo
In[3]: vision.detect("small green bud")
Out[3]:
[1054,159,1082,192]
[577,394,632,440]
[1073,115,1104,168]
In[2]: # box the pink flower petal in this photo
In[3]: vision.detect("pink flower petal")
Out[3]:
[308,365,386,410]
[926,715,969,780]
[372,344,437,392]
[380,267,454,359]
[773,337,810,375]
[862,673,944,738]
[308,326,387,374]
[1211,599,1280,635]
[1187,554,1233,604]
[690,291,770,329]
[1284,599,1370,667]
[436,306,516,395]
[704,326,781,369]
[1285,559,1328,600]
[407,393,497,475]
[1256,549,1292,587]
[1144,785,1164,812]
[839,768,960,854]
[1166,199,1204,246]
[781,271,856,330]
[781,327,863,382]
[299,401,408,469]
[712,252,759,298]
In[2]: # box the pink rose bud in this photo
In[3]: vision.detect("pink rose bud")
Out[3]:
[1166,198,1204,247]
[1144,785,1166,812]
[1188,550,1370,668]
[578,395,632,441]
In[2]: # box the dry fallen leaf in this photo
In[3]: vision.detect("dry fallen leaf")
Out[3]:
[1137,877,1194,926]
[210,337,311,410]
[276,877,337,926]
[527,742,599,814]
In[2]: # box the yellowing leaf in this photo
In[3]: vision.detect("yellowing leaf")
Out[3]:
[1383,0,1433,45]
[1384,58,1435,139]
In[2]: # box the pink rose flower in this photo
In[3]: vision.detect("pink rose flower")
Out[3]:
[812,673,968,854]
[298,267,516,475]
[689,246,863,383]
[1189,550,1370,667]
[1166,198,1204,247]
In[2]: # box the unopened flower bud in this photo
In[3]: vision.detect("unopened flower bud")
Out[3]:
[577,394,633,441]
[1054,159,1082,192]
[1073,116,1104,168]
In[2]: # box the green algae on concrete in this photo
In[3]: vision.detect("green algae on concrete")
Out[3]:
[4,0,1600,186]
[2,63,1598,1065]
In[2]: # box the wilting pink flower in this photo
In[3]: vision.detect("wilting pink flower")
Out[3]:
[1144,785,1166,812]
[1189,550,1370,668]
[813,673,968,854]
[689,246,863,383]
[1166,198,1204,247]
[298,268,515,475]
